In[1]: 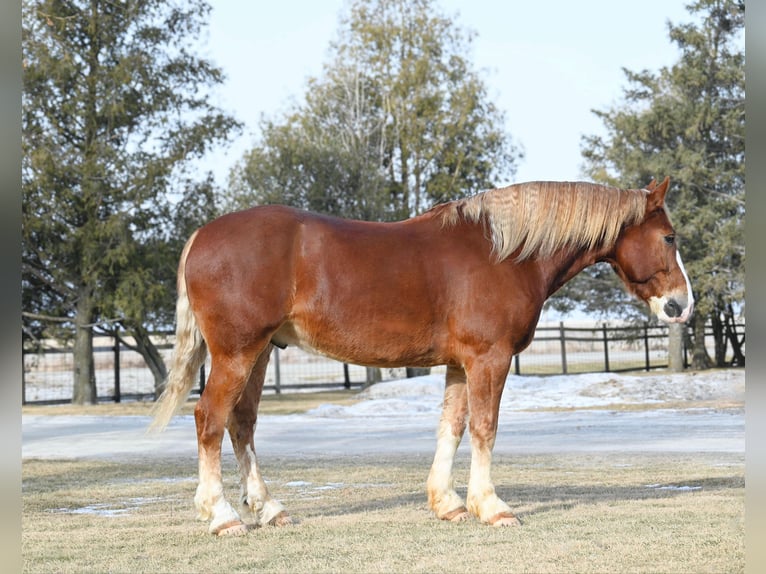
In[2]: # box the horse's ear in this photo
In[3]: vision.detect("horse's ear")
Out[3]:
[645,178,658,191]
[646,176,670,211]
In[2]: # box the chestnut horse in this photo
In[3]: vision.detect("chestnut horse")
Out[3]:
[151,177,693,535]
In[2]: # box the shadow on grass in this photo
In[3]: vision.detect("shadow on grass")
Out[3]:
[496,474,745,521]
[299,473,744,522]
[22,453,744,526]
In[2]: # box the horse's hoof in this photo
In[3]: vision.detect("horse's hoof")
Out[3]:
[441,506,470,523]
[213,520,249,536]
[267,510,294,527]
[488,512,521,527]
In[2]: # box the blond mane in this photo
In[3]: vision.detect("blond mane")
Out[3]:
[434,181,648,261]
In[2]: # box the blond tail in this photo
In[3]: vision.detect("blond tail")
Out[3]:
[149,230,207,432]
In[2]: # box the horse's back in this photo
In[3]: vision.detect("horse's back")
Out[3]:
[187,205,424,276]
[183,205,456,365]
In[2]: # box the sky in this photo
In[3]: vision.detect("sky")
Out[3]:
[199,0,695,188]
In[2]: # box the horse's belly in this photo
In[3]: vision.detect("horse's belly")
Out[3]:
[270,321,441,368]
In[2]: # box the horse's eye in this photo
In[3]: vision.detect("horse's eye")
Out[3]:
[664,234,675,245]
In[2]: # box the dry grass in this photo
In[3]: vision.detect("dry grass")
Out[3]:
[22,389,744,572]
[21,390,361,417]
[22,452,744,573]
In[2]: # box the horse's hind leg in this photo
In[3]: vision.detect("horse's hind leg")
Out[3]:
[194,347,262,536]
[427,366,470,522]
[227,344,292,527]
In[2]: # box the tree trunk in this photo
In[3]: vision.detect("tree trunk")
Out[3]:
[711,311,727,367]
[724,304,745,366]
[406,367,431,378]
[125,324,168,398]
[667,322,685,372]
[690,314,712,370]
[364,367,382,389]
[72,287,97,404]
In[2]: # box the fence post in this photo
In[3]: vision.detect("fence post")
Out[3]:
[602,323,610,372]
[343,363,350,389]
[514,354,520,375]
[199,364,205,394]
[559,321,568,374]
[273,347,281,394]
[113,336,121,403]
[643,322,650,371]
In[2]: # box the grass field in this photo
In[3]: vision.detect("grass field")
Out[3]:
[22,452,744,572]
[22,389,745,573]
[21,389,362,417]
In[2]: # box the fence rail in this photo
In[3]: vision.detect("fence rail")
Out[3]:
[516,322,680,375]
[21,321,744,405]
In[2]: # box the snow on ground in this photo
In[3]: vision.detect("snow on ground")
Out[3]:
[22,370,745,460]
[308,369,745,418]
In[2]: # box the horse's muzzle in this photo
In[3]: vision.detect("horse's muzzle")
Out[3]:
[664,299,682,318]
[650,294,693,324]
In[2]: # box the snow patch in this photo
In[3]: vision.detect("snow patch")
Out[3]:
[306,370,744,419]
[49,497,164,517]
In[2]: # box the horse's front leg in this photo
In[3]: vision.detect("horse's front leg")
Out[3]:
[427,366,470,522]
[465,358,520,526]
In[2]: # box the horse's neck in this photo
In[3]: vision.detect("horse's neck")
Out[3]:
[428,212,612,298]
[535,244,612,299]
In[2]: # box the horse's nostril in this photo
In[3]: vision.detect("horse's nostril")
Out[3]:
[664,299,682,318]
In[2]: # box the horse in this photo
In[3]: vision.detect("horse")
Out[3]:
[150,176,693,535]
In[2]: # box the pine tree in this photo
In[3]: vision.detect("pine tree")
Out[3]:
[22,0,240,402]
[571,0,744,367]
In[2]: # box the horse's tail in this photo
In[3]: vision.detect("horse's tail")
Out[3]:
[149,230,207,432]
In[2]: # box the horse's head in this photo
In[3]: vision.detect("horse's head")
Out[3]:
[608,177,694,324]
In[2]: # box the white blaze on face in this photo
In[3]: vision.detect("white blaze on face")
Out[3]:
[674,250,694,320]
[649,249,694,324]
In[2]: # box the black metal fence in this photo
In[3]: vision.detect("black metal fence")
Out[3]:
[515,322,685,375]
[22,321,743,405]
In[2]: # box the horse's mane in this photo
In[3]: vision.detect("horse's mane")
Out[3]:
[432,181,648,262]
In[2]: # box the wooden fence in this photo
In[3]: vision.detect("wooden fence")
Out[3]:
[21,321,743,405]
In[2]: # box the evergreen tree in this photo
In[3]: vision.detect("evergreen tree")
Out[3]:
[568,0,744,368]
[22,0,240,402]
